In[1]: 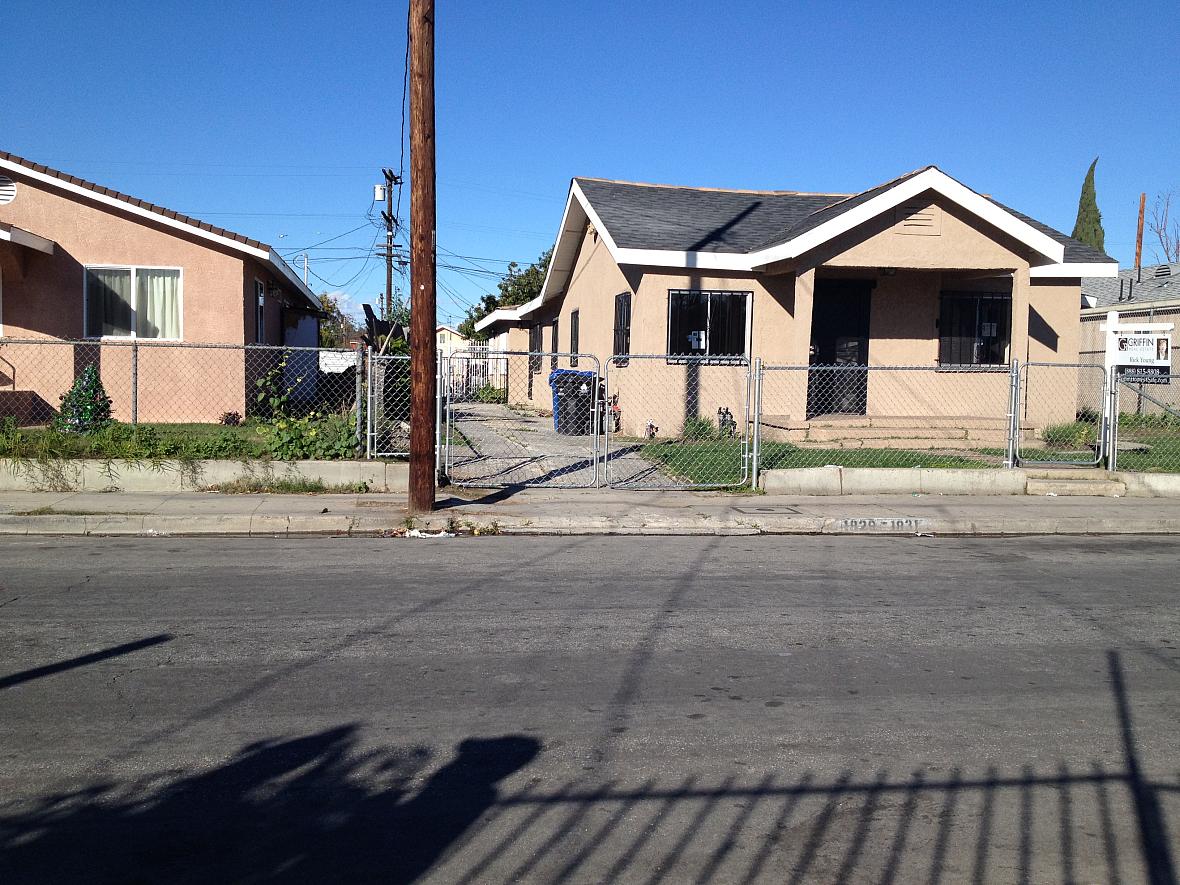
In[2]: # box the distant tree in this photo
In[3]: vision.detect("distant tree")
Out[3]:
[1148,190,1180,264]
[385,291,411,328]
[318,293,360,348]
[1071,157,1106,252]
[458,249,552,340]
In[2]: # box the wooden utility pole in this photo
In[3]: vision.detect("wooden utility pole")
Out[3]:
[408,0,437,514]
[1135,192,1146,279]
[381,168,397,320]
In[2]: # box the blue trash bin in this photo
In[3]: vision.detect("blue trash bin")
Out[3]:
[548,369,596,435]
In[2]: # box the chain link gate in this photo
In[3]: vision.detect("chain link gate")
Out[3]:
[1016,362,1108,466]
[605,355,752,489]
[366,351,411,458]
[444,350,601,488]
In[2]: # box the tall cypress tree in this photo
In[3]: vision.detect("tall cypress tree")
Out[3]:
[1071,157,1105,251]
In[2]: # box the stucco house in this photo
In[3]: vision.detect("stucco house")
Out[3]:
[0,150,324,423]
[476,166,1118,438]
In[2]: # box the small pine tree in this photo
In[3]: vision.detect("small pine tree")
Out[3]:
[54,364,113,433]
[1071,157,1105,252]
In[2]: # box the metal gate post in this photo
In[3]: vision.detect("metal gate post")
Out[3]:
[130,341,139,426]
[354,345,364,457]
[435,356,444,478]
[750,358,763,490]
[1108,367,1120,472]
[365,347,374,459]
[1005,359,1020,467]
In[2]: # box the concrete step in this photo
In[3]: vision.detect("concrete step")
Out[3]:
[1023,467,1110,480]
[805,426,969,442]
[1026,478,1126,497]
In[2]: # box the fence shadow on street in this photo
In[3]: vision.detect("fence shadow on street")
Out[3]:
[0,652,1175,883]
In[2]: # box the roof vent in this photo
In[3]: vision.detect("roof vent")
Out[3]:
[1154,265,1172,278]
[0,176,15,205]
[894,202,941,236]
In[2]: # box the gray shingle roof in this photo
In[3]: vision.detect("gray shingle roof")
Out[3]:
[574,170,1116,265]
[1082,263,1180,307]
[575,178,846,254]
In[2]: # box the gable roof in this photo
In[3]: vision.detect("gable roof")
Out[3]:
[0,149,321,311]
[1081,262,1180,308]
[567,166,1114,275]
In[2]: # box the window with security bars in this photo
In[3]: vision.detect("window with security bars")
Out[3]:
[938,292,1011,365]
[550,319,559,370]
[613,292,632,362]
[569,309,580,367]
[667,290,749,360]
[528,324,542,373]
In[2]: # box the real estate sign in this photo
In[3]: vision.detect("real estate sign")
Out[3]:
[1103,312,1173,385]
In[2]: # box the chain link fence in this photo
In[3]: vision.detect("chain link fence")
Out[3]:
[444,350,601,488]
[1112,375,1180,473]
[5,335,1179,478]
[757,364,1013,471]
[1016,363,1107,466]
[0,338,364,457]
[366,352,411,458]
[604,355,751,489]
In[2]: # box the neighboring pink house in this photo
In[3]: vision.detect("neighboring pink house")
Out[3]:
[0,150,324,423]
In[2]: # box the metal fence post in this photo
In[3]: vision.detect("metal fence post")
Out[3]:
[130,341,138,426]
[354,345,364,457]
[750,357,762,490]
[435,355,444,478]
[1005,359,1020,468]
[365,347,373,460]
[1108,367,1120,472]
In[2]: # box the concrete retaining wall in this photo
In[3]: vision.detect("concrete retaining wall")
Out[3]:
[763,467,1036,497]
[0,458,408,493]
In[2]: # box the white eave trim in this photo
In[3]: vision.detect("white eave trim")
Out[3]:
[0,156,272,260]
[1029,261,1120,278]
[0,224,55,254]
[748,168,1065,267]
[551,167,1068,278]
[473,295,544,332]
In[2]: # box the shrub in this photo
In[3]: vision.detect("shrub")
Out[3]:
[54,366,113,434]
[260,411,357,460]
[475,384,508,404]
[1042,421,1093,448]
[219,411,243,426]
[682,416,716,441]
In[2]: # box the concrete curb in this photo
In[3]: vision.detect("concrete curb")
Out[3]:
[0,459,409,493]
[3,511,1179,538]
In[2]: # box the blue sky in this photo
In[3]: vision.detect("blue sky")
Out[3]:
[2,0,1177,324]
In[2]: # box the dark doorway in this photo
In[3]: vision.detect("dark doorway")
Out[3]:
[807,280,873,417]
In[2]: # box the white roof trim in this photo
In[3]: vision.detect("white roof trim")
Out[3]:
[0,156,272,260]
[0,156,320,309]
[0,224,54,254]
[748,168,1065,267]
[473,295,543,332]
[1029,261,1119,278]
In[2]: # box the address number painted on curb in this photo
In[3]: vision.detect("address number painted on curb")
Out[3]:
[837,517,930,533]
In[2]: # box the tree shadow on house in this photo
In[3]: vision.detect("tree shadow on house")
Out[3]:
[0,726,542,885]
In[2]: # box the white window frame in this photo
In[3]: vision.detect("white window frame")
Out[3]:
[666,289,753,362]
[255,279,266,344]
[82,265,184,341]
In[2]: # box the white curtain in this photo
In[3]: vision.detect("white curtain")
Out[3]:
[86,268,133,337]
[136,269,180,339]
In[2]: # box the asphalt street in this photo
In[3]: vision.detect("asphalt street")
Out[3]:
[1,535,1178,883]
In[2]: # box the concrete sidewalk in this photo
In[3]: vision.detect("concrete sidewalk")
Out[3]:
[1,486,1179,536]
